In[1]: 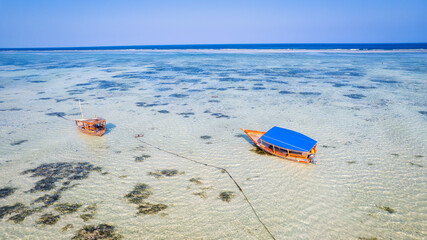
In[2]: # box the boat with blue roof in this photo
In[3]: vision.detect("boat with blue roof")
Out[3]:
[241,127,317,163]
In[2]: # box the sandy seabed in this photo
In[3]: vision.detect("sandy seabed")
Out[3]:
[0,51,426,239]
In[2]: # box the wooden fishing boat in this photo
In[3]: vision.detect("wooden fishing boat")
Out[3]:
[241,126,317,163]
[74,101,106,136]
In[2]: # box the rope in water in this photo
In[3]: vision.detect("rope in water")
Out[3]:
[135,135,277,240]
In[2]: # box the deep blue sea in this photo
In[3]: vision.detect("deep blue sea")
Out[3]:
[0,43,426,51]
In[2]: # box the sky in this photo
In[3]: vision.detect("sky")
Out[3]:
[0,0,426,48]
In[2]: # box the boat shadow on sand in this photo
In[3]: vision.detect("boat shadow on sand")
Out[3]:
[235,133,255,145]
[104,123,116,135]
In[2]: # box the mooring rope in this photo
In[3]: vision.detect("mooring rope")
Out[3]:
[135,136,277,240]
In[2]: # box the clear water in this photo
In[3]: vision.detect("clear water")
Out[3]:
[0,51,426,239]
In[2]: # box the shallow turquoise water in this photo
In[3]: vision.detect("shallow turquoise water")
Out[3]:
[0,51,426,239]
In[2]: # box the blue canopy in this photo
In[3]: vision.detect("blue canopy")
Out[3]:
[259,126,317,152]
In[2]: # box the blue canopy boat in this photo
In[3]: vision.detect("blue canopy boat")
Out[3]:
[241,126,317,163]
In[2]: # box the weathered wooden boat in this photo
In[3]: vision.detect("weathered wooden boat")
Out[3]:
[241,126,317,163]
[74,101,106,136]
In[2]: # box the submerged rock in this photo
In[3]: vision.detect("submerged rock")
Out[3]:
[219,191,235,203]
[72,224,123,240]
[0,187,17,199]
[36,213,60,225]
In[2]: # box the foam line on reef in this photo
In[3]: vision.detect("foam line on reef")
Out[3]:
[134,135,277,240]
[1,49,427,53]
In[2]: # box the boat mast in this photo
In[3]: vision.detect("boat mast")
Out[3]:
[78,100,85,119]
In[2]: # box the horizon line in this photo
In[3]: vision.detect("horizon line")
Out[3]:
[1,42,427,50]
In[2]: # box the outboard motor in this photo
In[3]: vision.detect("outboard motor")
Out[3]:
[308,154,316,164]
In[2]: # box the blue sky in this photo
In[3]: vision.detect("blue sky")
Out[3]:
[0,0,426,48]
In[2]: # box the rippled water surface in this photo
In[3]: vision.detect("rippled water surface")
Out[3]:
[0,51,426,239]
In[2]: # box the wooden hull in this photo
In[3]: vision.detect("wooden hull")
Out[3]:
[241,128,314,164]
[77,126,105,136]
[75,118,106,137]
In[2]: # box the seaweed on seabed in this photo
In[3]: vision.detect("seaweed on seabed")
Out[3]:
[219,191,235,203]
[189,178,203,185]
[72,224,123,240]
[250,147,268,155]
[0,187,17,199]
[134,154,151,162]
[124,184,152,204]
[192,191,207,199]
[1,203,40,223]
[62,223,74,232]
[377,205,395,214]
[55,203,82,215]
[30,177,58,192]
[10,140,28,146]
[124,184,168,215]
[409,162,423,167]
[137,202,168,215]
[148,169,180,178]
[0,203,25,219]
[80,204,97,222]
[33,193,61,207]
[36,213,60,225]
[9,208,40,223]
[21,162,102,193]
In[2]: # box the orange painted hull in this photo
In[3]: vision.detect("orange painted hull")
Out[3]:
[75,118,106,137]
[77,126,105,136]
[241,128,315,164]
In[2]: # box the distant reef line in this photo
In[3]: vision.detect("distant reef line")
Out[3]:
[1,43,427,52]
